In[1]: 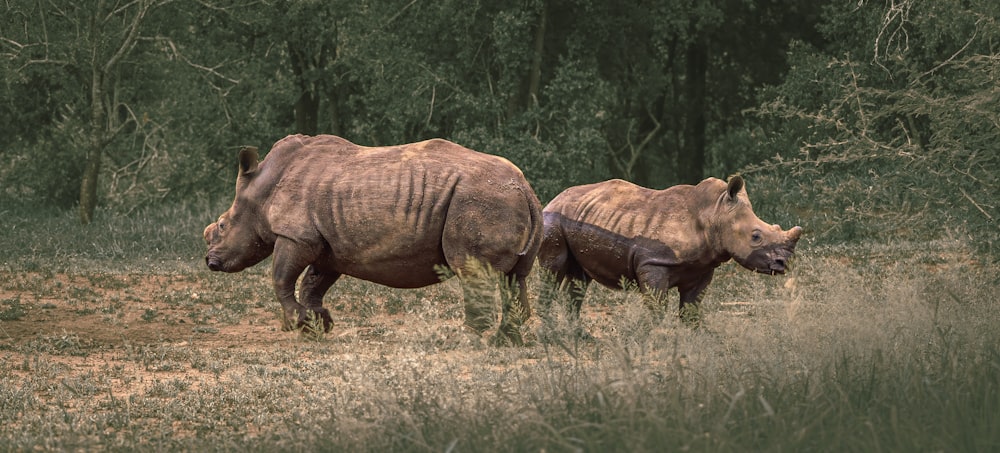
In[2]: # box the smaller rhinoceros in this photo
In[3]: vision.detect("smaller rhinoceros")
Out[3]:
[538,176,802,328]
[204,134,543,345]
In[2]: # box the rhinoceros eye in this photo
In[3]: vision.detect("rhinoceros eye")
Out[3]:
[218,221,226,232]
[751,230,762,244]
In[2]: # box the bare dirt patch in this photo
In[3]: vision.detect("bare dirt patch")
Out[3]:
[0,269,490,405]
[0,271,282,399]
[1,271,278,347]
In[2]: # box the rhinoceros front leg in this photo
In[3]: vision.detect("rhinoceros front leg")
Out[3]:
[634,263,674,316]
[541,236,596,340]
[636,262,713,323]
[271,237,323,331]
[677,271,714,326]
[638,264,713,326]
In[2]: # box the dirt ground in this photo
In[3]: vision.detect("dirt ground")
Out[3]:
[0,272,264,397]
[0,270,479,402]
[1,272,277,346]
[0,266,752,407]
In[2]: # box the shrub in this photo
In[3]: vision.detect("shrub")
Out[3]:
[736,2,998,257]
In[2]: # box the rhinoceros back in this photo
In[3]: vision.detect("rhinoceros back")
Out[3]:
[545,179,699,241]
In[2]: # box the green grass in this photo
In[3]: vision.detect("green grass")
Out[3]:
[0,204,997,452]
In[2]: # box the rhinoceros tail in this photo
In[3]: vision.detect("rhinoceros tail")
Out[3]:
[518,185,544,258]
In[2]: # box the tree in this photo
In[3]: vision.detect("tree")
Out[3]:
[80,1,168,224]
[3,0,169,223]
[2,1,270,216]
[0,0,832,214]
[740,0,999,249]
[530,0,821,188]
[272,1,348,136]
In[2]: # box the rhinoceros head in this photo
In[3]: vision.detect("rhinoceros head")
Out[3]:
[711,176,802,275]
[204,146,274,273]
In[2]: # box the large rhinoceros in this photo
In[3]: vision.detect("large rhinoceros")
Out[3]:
[204,134,543,345]
[538,176,802,327]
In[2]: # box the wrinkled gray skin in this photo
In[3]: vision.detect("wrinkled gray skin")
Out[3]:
[538,176,802,325]
[204,134,543,345]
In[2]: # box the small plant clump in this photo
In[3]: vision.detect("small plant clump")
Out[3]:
[0,297,26,321]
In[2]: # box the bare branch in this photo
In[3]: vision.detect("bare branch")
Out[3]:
[151,36,241,86]
[108,0,143,19]
[382,0,420,29]
[108,101,138,139]
[959,187,993,221]
[425,85,435,128]
[103,0,156,74]
[634,104,662,152]
[192,0,236,14]
[914,22,980,83]
[0,36,26,55]
[871,0,913,76]
[610,104,662,180]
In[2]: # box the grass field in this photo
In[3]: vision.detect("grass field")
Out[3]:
[1,203,997,452]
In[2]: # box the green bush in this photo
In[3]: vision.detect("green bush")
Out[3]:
[735,2,998,256]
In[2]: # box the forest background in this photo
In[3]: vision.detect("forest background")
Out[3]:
[0,0,996,254]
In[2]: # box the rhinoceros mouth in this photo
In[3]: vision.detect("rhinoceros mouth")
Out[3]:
[741,247,793,275]
[756,260,787,275]
[205,255,246,273]
[206,256,224,272]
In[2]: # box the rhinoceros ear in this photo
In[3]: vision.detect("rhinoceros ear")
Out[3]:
[726,175,744,200]
[238,146,259,176]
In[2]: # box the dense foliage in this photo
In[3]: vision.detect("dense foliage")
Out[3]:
[739,0,999,251]
[1,0,996,252]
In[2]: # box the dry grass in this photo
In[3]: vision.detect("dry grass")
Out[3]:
[0,207,997,451]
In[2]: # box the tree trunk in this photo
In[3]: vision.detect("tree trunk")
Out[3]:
[664,37,682,185]
[289,42,320,135]
[80,67,108,220]
[328,84,343,136]
[79,143,103,225]
[294,91,320,135]
[77,0,155,224]
[679,35,707,185]
[527,2,546,107]
[507,2,547,117]
[79,10,106,225]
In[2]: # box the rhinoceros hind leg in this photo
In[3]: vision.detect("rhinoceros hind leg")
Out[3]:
[454,257,504,329]
[299,266,340,307]
[459,270,495,337]
[566,275,590,317]
[297,265,340,332]
[537,228,590,318]
[536,235,595,340]
[491,272,530,347]
[453,260,530,347]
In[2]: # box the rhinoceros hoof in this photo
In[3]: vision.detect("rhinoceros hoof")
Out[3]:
[280,317,297,332]
[297,308,334,333]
